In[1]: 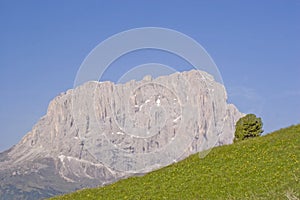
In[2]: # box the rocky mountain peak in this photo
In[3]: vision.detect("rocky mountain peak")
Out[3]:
[0,69,243,199]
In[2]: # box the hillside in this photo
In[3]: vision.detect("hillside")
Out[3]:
[51,124,300,200]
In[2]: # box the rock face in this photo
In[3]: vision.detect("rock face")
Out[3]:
[0,70,243,199]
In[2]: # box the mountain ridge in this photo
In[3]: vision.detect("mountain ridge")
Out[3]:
[0,69,243,199]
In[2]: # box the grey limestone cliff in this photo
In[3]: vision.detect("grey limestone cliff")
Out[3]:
[0,70,243,199]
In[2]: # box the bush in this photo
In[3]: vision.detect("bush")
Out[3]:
[234,114,263,142]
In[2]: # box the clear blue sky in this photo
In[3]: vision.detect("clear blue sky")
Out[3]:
[0,1,299,151]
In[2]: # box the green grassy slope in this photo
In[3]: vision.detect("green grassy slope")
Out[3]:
[51,125,300,200]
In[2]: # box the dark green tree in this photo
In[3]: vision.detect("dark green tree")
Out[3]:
[234,114,263,142]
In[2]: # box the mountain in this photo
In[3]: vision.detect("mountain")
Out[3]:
[0,70,242,199]
[51,124,300,200]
